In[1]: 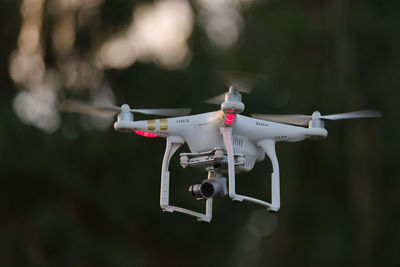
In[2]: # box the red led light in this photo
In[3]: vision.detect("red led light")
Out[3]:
[225,114,235,124]
[134,130,158,137]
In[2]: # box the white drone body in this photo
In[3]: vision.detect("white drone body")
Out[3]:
[61,84,381,222]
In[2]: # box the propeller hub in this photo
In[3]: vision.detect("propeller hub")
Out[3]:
[312,111,321,119]
[121,104,131,111]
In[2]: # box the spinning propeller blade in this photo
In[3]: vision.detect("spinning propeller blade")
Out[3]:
[205,71,265,105]
[217,71,263,93]
[60,99,121,118]
[204,93,226,105]
[320,110,382,120]
[252,109,382,126]
[60,99,191,117]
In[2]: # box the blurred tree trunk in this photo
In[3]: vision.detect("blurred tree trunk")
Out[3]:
[328,0,382,265]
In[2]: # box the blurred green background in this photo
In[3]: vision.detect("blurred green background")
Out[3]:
[1,0,399,266]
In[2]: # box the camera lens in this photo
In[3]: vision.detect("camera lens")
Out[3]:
[200,182,215,198]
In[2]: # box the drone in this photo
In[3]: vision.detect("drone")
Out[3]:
[60,75,381,222]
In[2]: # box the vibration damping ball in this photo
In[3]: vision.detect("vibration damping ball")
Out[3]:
[214,149,224,159]
[180,155,189,168]
[237,156,245,164]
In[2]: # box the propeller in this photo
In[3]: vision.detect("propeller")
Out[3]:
[217,71,263,93]
[251,109,382,126]
[204,93,227,105]
[205,71,265,105]
[60,99,191,118]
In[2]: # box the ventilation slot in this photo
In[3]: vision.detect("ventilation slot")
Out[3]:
[246,160,251,168]
[176,119,190,124]
[256,121,269,127]
[244,158,255,169]
[233,136,244,147]
[274,136,287,141]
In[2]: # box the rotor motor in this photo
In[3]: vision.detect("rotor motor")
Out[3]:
[221,93,245,114]
[117,104,133,122]
[219,86,245,114]
[308,111,325,129]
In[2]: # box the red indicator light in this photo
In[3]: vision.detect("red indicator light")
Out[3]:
[225,114,235,125]
[134,130,158,137]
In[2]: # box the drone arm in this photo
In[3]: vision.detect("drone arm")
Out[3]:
[160,136,213,222]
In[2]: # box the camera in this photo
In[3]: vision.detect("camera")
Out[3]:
[189,178,227,200]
